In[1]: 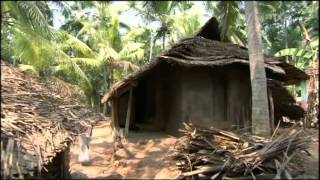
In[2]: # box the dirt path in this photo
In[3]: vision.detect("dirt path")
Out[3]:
[69,121,180,179]
[69,123,319,179]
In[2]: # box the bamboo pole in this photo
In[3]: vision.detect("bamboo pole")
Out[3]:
[124,88,133,138]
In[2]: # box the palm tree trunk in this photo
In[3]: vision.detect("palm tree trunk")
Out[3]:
[245,1,271,137]
[102,64,108,115]
[97,91,101,112]
[149,31,153,62]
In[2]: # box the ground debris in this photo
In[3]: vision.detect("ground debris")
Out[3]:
[169,123,312,179]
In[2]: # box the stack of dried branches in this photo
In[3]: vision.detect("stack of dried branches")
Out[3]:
[169,123,312,179]
[1,62,108,178]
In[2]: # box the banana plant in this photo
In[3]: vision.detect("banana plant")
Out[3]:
[275,20,318,100]
[275,23,318,70]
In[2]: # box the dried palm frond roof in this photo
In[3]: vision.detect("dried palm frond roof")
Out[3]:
[1,62,107,178]
[101,40,308,104]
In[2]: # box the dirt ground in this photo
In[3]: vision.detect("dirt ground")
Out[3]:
[69,122,319,179]
[69,121,180,179]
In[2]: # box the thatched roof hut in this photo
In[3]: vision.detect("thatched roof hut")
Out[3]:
[1,62,106,179]
[101,18,308,136]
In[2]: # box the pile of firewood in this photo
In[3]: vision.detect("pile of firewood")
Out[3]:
[169,123,312,179]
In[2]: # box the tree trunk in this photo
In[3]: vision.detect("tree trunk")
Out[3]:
[97,91,101,112]
[102,64,108,115]
[149,31,153,62]
[162,32,166,50]
[245,1,271,137]
[282,2,289,63]
[90,96,95,109]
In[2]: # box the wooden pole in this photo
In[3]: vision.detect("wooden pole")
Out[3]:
[268,87,275,132]
[97,92,101,113]
[124,88,133,138]
[102,103,106,115]
[111,99,119,133]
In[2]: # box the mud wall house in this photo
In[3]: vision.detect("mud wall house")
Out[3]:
[101,18,309,136]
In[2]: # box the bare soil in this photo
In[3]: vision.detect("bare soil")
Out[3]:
[69,122,319,179]
[69,121,180,179]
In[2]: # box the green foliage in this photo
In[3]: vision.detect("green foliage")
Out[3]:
[270,1,319,98]
[171,6,204,40]
[56,2,146,107]
[2,1,53,68]
[204,1,247,46]
[1,1,318,111]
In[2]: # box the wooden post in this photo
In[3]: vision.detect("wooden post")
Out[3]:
[111,98,119,133]
[102,103,106,115]
[268,87,275,132]
[97,92,101,113]
[124,88,133,138]
[111,98,121,163]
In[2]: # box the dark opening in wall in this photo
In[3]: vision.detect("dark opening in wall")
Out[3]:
[24,146,71,180]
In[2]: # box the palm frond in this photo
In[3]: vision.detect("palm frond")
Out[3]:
[218,1,240,41]
[119,42,144,60]
[16,1,54,39]
[53,58,93,91]
[59,30,96,58]
[275,48,313,59]
[71,58,101,67]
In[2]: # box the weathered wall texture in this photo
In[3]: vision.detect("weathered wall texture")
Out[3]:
[225,65,252,130]
[178,65,251,131]
[117,63,253,135]
[181,67,217,129]
[118,91,129,128]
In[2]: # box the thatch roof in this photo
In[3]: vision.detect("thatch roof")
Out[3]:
[1,62,107,178]
[101,17,308,120]
[102,38,308,101]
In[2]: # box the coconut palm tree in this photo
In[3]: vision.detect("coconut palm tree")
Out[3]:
[56,2,144,109]
[204,1,247,46]
[245,1,271,136]
[170,5,204,42]
[130,1,193,50]
[1,1,142,110]
[1,1,94,101]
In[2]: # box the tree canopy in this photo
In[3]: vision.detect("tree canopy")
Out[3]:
[1,1,318,111]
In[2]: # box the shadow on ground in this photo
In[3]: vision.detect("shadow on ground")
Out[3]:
[69,122,180,179]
